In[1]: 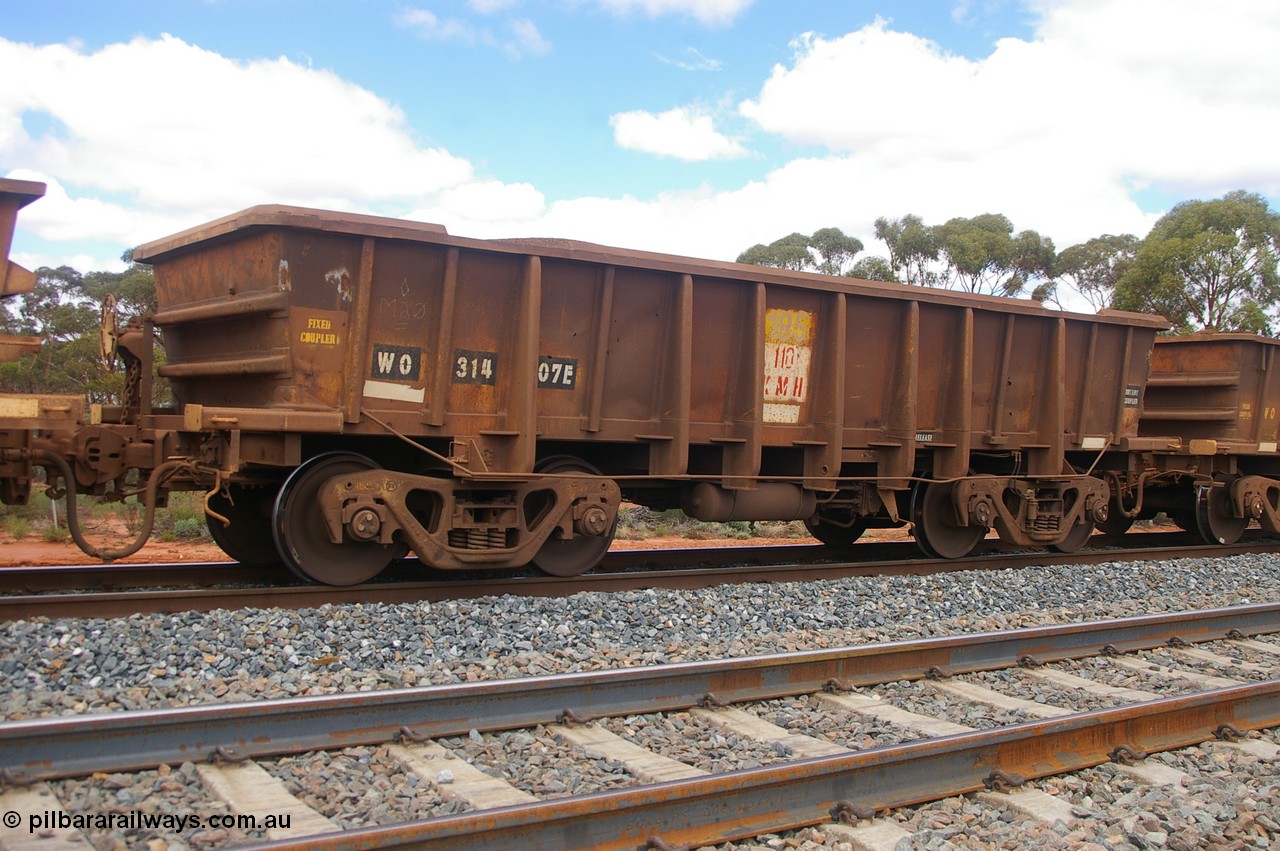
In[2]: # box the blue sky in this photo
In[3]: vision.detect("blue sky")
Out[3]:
[3,0,1279,303]
[4,1,1035,197]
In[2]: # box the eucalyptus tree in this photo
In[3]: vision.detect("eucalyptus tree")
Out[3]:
[1053,234,1139,312]
[1112,190,1280,333]
[873,214,939,286]
[0,261,162,403]
[737,228,864,275]
[933,213,1055,297]
[848,255,897,282]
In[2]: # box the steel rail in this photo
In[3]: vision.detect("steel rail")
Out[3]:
[0,543,842,593]
[1,534,1275,622]
[0,540,942,594]
[0,530,1223,592]
[0,561,293,592]
[251,680,1280,851]
[3,603,1277,784]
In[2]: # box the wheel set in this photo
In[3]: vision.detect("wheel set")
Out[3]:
[207,453,617,584]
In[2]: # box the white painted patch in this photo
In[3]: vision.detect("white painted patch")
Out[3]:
[326,267,353,302]
[763,308,814,424]
[1081,436,1108,450]
[363,379,425,403]
[1261,442,1278,453]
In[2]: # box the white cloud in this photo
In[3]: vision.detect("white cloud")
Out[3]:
[410,180,547,228]
[0,34,555,256]
[505,18,552,59]
[469,0,521,13]
[739,6,1280,213]
[394,9,479,45]
[396,7,551,58]
[475,0,1280,271]
[655,47,724,72]
[610,107,748,161]
[591,0,753,26]
[5,0,1280,297]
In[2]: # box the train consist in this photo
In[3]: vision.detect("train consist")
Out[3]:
[1,177,1277,584]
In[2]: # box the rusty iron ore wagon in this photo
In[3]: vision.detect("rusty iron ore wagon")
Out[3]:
[0,178,45,362]
[1098,333,1280,544]
[0,182,1208,584]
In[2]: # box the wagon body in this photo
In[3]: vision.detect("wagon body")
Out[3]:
[135,206,1162,483]
[123,205,1170,573]
[1141,334,1280,456]
[1105,333,1280,543]
[0,178,45,362]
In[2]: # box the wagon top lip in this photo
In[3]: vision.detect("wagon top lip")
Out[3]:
[132,202,1171,329]
[0,177,47,208]
[1154,331,1280,345]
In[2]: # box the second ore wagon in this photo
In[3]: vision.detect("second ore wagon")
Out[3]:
[1099,333,1280,544]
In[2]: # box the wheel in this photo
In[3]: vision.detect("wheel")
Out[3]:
[273,453,407,585]
[910,481,985,559]
[1196,482,1248,545]
[206,484,281,565]
[531,457,614,577]
[1096,513,1134,536]
[1096,490,1136,536]
[804,511,866,548]
[1049,519,1095,553]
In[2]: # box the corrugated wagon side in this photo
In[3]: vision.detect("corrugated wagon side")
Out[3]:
[120,205,1169,581]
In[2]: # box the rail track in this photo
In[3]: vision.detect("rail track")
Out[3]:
[0,604,1277,849]
[0,532,1276,622]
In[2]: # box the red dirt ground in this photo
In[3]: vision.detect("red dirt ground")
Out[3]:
[0,531,917,567]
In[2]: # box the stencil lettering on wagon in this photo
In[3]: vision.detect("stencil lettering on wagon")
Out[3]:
[763,308,814,424]
[454,349,498,386]
[538,356,578,390]
[371,345,422,381]
[363,344,426,404]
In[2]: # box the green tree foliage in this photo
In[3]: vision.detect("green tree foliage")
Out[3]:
[82,264,158,319]
[934,213,1055,297]
[0,266,103,397]
[848,255,897,282]
[807,227,864,275]
[873,213,1054,296]
[737,232,811,270]
[1112,191,1280,333]
[737,228,864,275]
[0,261,160,403]
[1053,234,1139,312]
[874,214,939,286]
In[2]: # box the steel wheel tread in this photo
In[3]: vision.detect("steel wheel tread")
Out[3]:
[1196,483,1248,546]
[530,456,614,577]
[910,481,985,560]
[273,453,406,586]
[206,484,281,566]
[804,512,867,548]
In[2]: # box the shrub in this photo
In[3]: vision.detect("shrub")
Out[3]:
[42,525,71,544]
[4,516,31,540]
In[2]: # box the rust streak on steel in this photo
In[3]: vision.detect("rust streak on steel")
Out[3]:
[258,682,1280,851]
[1,604,1277,782]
